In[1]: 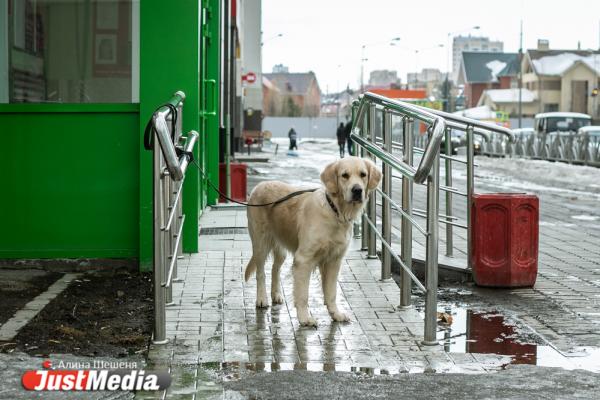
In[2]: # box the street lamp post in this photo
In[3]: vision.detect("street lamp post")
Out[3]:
[261,33,283,46]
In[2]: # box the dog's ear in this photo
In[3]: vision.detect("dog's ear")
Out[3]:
[320,161,339,194]
[365,159,382,192]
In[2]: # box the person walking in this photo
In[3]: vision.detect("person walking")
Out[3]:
[288,127,298,151]
[344,121,354,156]
[336,122,346,158]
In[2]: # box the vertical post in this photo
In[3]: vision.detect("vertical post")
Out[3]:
[466,125,475,270]
[400,117,413,308]
[352,104,361,239]
[164,169,173,305]
[423,151,440,346]
[381,110,392,280]
[361,104,369,251]
[153,137,167,344]
[225,114,231,199]
[367,104,377,259]
[444,127,453,257]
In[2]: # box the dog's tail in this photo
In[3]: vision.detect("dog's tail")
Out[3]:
[244,256,257,282]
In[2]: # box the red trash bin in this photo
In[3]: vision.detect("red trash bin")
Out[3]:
[471,193,539,287]
[219,163,247,203]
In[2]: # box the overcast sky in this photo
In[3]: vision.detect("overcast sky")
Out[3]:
[261,0,600,93]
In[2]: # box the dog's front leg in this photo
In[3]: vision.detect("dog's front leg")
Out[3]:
[323,260,350,322]
[292,256,317,327]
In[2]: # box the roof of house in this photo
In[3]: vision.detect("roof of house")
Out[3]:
[482,88,537,103]
[262,72,320,95]
[367,88,427,99]
[262,76,280,92]
[460,52,519,83]
[527,51,600,76]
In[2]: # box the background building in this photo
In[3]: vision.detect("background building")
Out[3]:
[240,0,263,140]
[452,35,503,82]
[522,41,600,117]
[457,52,519,108]
[367,70,401,89]
[263,69,321,117]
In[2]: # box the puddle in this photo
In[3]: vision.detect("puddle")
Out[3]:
[435,305,600,372]
[200,361,425,380]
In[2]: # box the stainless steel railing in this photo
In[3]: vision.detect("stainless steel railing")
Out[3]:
[149,91,199,344]
[419,106,513,265]
[351,92,445,345]
[352,93,517,345]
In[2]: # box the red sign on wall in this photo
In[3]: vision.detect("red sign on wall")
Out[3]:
[242,72,257,84]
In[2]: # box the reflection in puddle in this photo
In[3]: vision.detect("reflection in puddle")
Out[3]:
[205,361,409,379]
[437,306,600,372]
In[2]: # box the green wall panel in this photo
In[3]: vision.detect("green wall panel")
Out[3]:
[203,0,221,206]
[0,111,139,258]
[139,0,201,269]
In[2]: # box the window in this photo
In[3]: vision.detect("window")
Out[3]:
[544,104,559,112]
[1,0,139,103]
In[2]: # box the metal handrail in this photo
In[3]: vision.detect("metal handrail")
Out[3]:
[352,92,446,183]
[413,104,514,141]
[352,93,441,346]
[147,91,198,345]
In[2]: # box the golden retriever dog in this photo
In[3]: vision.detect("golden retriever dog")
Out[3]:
[244,156,382,326]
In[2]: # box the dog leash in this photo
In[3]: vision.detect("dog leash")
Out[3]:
[192,159,319,207]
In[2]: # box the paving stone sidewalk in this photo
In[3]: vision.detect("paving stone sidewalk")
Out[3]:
[145,207,510,399]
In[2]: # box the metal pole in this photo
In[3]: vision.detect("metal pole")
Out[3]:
[225,114,231,199]
[466,125,475,270]
[367,104,377,259]
[352,104,361,239]
[423,151,440,346]
[153,137,167,344]
[174,180,184,281]
[361,104,369,251]
[444,127,453,257]
[400,117,413,308]
[381,110,392,280]
[164,169,173,305]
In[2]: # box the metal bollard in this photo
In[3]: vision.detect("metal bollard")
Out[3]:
[381,110,392,279]
[466,125,474,270]
[367,104,377,259]
[444,127,453,257]
[153,140,168,344]
[423,151,440,346]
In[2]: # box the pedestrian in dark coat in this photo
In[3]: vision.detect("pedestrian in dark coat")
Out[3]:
[336,122,346,158]
[288,127,298,150]
[344,121,354,156]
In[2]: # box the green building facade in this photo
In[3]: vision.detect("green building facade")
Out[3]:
[0,0,223,270]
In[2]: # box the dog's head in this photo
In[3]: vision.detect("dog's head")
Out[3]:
[320,156,382,204]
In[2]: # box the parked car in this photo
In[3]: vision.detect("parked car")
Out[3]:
[440,129,466,155]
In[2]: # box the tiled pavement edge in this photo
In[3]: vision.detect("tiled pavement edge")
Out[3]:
[0,273,80,341]
[145,208,510,399]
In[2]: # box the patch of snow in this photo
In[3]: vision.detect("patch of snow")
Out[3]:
[486,60,507,81]
[571,215,599,221]
[483,88,536,103]
[532,53,600,75]
[453,105,497,120]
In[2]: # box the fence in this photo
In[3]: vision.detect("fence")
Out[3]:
[262,116,341,139]
[352,92,514,345]
[147,91,198,344]
[481,129,600,167]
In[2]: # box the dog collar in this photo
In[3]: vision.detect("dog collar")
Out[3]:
[325,193,340,218]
